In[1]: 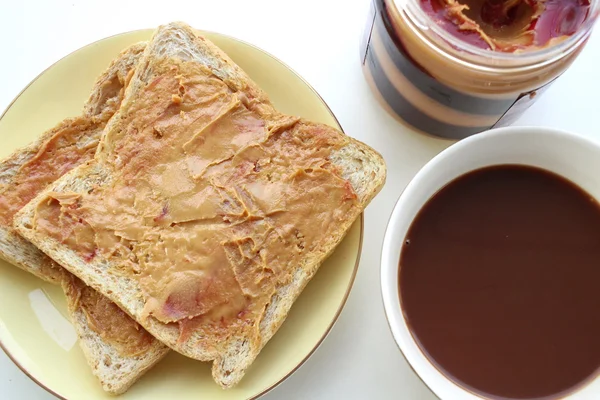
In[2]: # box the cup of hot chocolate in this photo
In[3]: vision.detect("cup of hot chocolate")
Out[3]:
[381,126,600,399]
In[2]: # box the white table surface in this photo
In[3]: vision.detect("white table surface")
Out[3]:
[1,0,599,399]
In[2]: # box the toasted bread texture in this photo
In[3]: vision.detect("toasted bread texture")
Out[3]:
[0,42,169,394]
[15,22,386,388]
[62,274,169,395]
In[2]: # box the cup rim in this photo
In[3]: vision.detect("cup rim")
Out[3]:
[380,126,600,400]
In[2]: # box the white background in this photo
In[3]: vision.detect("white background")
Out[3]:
[0,0,599,399]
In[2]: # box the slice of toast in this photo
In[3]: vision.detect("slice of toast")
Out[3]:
[0,43,169,394]
[62,274,168,395]
[15,22,386,388]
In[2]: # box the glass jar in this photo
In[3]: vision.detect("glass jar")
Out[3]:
[361,0,599,139]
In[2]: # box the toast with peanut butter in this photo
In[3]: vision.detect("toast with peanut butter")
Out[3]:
[15,22,386,388]
[0,43,169,394]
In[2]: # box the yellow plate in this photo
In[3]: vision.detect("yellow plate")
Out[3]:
[0,30,362,399]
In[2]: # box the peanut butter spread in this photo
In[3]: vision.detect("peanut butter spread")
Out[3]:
[0,118,101,227]
[421,0,591,52]
[63,274,155,357]
[0,118,106,283]
[32,59,359,341]
[0,68,133,229]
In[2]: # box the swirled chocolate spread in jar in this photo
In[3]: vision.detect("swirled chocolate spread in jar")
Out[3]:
[399,165,600,399]
[361,0,598,139]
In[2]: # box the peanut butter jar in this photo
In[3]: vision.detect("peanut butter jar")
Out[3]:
[361,0,599,139]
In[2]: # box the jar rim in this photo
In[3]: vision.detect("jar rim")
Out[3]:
[392,0,599,70]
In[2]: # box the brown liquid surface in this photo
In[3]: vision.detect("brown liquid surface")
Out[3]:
[400,165,600,399]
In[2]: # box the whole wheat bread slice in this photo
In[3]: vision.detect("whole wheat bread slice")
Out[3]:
[0,42,169,394]
[15,22,386,388]
[62,273,168,395]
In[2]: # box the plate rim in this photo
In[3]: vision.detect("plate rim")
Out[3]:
[0,28,364,400]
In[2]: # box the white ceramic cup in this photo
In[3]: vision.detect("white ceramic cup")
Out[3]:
[381,126,600,400]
